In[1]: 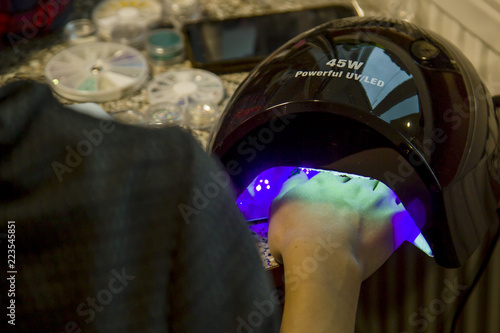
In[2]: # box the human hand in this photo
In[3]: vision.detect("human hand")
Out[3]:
[268,170,413,280]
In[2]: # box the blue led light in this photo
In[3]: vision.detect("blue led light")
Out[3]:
[236,166,433,257]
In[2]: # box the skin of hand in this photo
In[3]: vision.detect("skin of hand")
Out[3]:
[268,171,413,333]
[269,171,412,279]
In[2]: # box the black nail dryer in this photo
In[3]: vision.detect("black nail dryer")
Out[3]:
[209,17,500,268]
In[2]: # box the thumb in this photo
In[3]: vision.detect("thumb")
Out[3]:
[276,170,309,200]
[268,170,309,217]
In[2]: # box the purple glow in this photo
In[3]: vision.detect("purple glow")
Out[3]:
[236,166,433,256]
[236,166,318,221]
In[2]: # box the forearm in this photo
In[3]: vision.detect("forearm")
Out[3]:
[268,175,402,332]
[279,239,363,333]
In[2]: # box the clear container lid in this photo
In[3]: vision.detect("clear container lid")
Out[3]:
[145,102,184,127]
[185,101,219,130]
[64,19,98,45]
[45,42,149,102]
[92,0,163,39]
[110,7,147,48]
[147,68,225,105]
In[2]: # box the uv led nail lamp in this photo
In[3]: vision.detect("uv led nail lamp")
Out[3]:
[209,17,500,268]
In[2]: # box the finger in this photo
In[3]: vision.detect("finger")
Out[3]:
[301,171,354,198]
[275,170,309,200]
[269,171,309,218]
[369,178,400,205]
[307,170,351,186]
[339,176,381,196]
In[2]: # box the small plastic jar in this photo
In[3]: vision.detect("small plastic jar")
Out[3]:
[146,102,184,127]
[185,101,219,130]
[64,19,98,45]
[146,29,185,66]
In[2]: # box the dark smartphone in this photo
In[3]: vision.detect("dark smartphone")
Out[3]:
[183,4,359,74]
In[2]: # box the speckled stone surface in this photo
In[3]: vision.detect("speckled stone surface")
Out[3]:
[0,0,334,142]
[249,222,279,268]
[0,0,316,269]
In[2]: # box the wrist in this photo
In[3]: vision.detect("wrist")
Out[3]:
[282,242,362,290]
[280,243,362,333]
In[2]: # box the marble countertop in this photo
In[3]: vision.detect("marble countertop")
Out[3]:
[0,0,294,269]
[0,0,333,143]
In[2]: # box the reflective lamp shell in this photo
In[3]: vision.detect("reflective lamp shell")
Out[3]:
[209,17,500,268]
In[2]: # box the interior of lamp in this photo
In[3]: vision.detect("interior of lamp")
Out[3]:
[236,166,433,257]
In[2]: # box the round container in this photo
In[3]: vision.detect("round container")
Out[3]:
[185,101,219,130]
[147,68,225,105]
[45,42,149,102]
[92,0,163,40]
[145,102,184,127]
[64,19,98,45]
[164,0,202,23]
[110,7,147,49]
[146,29,184,65]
